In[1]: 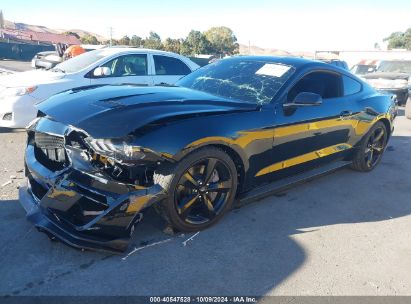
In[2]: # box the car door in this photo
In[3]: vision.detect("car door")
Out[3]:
[151,54,192,85]
[257,70,358,181]
[89,54,154,86]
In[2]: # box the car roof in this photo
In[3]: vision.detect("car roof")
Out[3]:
[224,55,334,70]
[95,47,184,57]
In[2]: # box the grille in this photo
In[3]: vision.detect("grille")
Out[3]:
[35,132,65,149]
[34,132,68,171]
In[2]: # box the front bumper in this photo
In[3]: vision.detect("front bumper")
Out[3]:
[0,94,39,128]
[19,119,167,253]
[20,185,133,252]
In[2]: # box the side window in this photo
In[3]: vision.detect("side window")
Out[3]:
[153,55,191,75]
[101,54,148,77]
[343,75,362,96]
[287,71,343,102]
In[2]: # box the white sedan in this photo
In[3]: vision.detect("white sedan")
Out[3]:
[0,48,200,128]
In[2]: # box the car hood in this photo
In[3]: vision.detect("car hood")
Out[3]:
[0,70,66,87]
[362,72,410,80]
[37,85,259,138]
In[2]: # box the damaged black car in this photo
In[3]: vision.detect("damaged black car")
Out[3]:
[19,56,396,253]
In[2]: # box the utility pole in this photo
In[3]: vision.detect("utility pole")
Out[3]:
[109,27,114,47]
[0,10,4,39]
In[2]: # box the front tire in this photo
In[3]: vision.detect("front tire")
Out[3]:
[350,121,388,172]
[154,147,238,232]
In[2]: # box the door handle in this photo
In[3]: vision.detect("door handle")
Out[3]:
[340,110,353,118]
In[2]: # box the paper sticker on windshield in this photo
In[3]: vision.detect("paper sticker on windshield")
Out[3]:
[256,64,291,77]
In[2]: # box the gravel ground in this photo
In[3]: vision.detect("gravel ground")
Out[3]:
[0,128,26,199]
[0,112,410,297]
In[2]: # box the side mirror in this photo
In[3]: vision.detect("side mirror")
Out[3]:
[284,92,322,108]
[368,67,376,73]
[93,67,112,77]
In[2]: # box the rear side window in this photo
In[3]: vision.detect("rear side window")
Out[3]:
[153,55,191,75]
[343,75,362,96]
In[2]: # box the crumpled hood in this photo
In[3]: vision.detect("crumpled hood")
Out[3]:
[362,72,410,80]
[0,70,65,87]
[37,85,259,138]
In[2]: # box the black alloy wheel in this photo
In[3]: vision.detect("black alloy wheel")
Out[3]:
[174,158,233,225]
[154,147,237,232]
[364,126,386,169]
[351,121,388,172]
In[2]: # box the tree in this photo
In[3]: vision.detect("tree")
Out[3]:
[184,30,210,55]
[63,31,80,39]
[119,35,130,45]
[384,28,411,50]
[204,26,239,56]
[163,38,182,53]
[130,35,143,47]
[144,31,163,50]
[0,10,4,30]
[80,34,98,44]
[180,40,193,56]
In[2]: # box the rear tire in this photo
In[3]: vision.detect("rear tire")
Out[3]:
[153,147,238,232]
[350,121,388,172]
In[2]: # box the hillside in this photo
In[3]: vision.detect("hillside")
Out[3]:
[4,20,106,42]
[239,44,291,56]
[3,20,312,56]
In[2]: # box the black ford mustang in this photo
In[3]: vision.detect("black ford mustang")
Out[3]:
[19,56,396,253]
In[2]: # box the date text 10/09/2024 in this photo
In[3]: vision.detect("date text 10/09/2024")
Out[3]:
[149,296,257,303]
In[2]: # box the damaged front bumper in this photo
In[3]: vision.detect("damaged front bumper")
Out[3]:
[19,119,166,253]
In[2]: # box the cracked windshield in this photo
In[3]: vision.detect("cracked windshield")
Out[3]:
[177,59,295,104]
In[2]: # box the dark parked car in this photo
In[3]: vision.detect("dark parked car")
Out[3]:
[319,59,349,70]
[19,56,396,253]
[362,60,411,106]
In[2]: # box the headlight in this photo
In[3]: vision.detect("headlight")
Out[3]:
[0,86,37,98]
[85,138,146,163]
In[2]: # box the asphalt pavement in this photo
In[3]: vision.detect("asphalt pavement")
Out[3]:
[0,112,410,297]
[0,60,32,73]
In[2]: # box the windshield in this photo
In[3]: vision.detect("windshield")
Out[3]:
[352,65,376,75]
[53,49,107,73]
[377,61,411,74]
[176,59,295,104]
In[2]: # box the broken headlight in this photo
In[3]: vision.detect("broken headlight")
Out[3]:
[85,137,146,164]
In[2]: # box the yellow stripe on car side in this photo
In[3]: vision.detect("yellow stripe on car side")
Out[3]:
[255,143,352,177]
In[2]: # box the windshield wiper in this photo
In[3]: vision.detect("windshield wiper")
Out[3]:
[155,82,177,87]
[51,67,65,73]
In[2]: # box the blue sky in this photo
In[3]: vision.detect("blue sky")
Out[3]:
[2,0,411,51]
